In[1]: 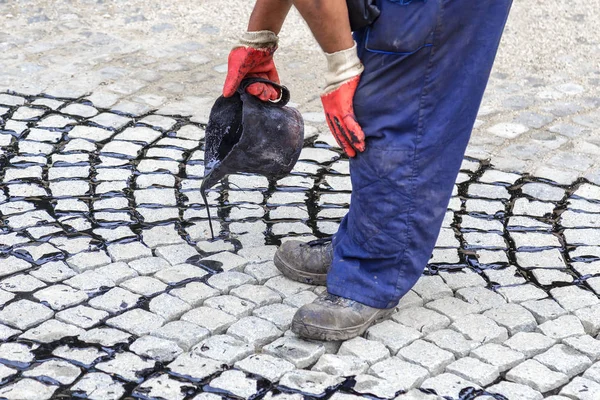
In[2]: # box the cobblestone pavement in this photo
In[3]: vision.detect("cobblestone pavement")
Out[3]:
[1,1,600,400]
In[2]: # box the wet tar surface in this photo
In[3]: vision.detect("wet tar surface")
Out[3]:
[0,92,599,399]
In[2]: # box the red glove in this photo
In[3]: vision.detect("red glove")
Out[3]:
[320,43,365,157]
[321,76,365,157]
[223,31,280,102]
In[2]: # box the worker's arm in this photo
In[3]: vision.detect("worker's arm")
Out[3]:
[247,0,293,34]
[292,0,355,53]
[293,0,365,157]
[247,0,354,53]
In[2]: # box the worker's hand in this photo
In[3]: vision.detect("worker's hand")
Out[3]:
[223,30,280,102]
[320,43,365,157]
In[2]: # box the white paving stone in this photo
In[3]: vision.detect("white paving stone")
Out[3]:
[235,354,295,382]
[506,359,569,393]
[338,337,391,366]
[398,340,455,375]
[445,356,499,386]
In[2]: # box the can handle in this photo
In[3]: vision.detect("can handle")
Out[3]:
[238,77,291,106]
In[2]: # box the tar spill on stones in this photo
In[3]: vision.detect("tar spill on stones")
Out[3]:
[1,92,600,399]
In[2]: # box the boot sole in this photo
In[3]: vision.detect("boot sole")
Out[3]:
[291,308,395,341]
[273,252,327,286]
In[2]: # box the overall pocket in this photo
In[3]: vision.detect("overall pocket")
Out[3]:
[365,0,441,55]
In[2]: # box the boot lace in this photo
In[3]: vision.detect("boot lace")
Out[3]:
[306,236,333,247]
[323,293,356,307]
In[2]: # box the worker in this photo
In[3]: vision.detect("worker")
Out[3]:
[223,0,513,341]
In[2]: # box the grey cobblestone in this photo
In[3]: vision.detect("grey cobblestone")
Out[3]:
[534,344,592,377]
[106,309,165,336]
[95,351,155,382]
[0,378,57,400]
[167,353,224,382]
[537,315,586,340]
[279,369,343,396]
[263,336,326,369]
[470,343,525,372]
[445,356,499,386]
[0,299,54,330]
[70,372,125,400]
[392,307,451,334]
[129,335,183,362]
[338,337,391,366]
[193,334,253,365]
[451,314,509,345]
[181,306,236,334]
[227,316,283,349]
[78,327,131,347]
[368,357,429,391]
[487,381,543,400]
[420,373,480,399]
[483,303,537,334]
[506,359,569,393]
[398,340,454,375]
[235,354,295,382]
[366,320,422,354]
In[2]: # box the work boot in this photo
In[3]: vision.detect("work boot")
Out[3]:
[273,238,332,285]
[291,292,395,341]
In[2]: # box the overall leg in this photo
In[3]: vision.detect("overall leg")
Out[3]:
[327,0,514,309]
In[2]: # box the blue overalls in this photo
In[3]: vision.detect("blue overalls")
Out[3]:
[327,0,513,308]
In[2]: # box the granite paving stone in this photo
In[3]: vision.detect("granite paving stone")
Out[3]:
[106,309,165,336]
[33,284,88,310]
[180,306,237,334]
[420,373,481,399]
[486,381,543,400]
[263,336,326,369]
[20,319,84,343]
[470,343,526,372]
[424,329,476,358]
[129,335,184,362]
[0,299,54,330]
[311,353,369,377]
[368,357,430,391]
[170,282,220,306]
[521,298,568,324]
[450,314,509,345]
[235,354,296,382]
[279,370,343,396]
[392,306,451,334]
[149,293,192,321]
[227,316,283,348]
[534,344,592,377]
[52,345,108,369]
[0,378,57,400]
[56,305,109,329]
[95,351,155,382]
[396,339,455,376]
[483,303,537,334]
[559,376,600,400]
[209,370,259,399]
[506,359,569,393]
[338,337,391,365]
[78,327,131,347]
[167,353,224,382]
[444,356,499,386]
[550,285,600,312]
[22,359,81,385]
[537,315,586,340]
[203,294,256,317]
[192,334,253,365]
[134,374,189,400]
